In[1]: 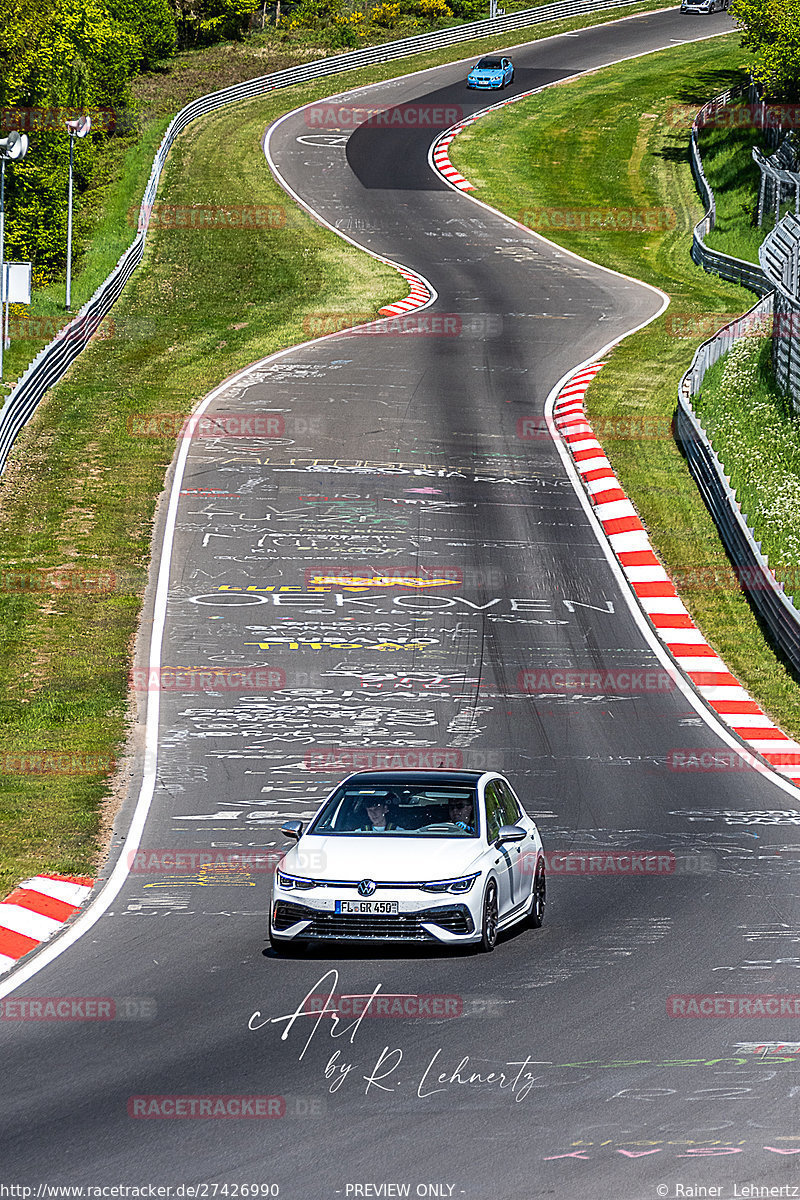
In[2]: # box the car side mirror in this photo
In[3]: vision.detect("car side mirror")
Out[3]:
[496,824,526,846]
[280,820,303,841]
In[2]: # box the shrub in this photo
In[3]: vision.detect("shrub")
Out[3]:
[695,336,800,581]
[448,0,484,16]
[414,0,452,18]
[369,2,405,24]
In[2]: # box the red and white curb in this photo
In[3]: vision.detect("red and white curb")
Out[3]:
[0,874,94,973]
[429,89,538,192]
[554,364,800,783]
[378,265,432,316]
[431,119,478,190]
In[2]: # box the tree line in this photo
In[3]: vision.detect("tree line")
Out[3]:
[0,0,796,296]
[0,0,259,287]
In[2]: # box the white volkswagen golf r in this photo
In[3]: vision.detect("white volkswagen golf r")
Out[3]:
[269,770,546,953]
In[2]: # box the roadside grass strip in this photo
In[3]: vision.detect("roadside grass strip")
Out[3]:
[555,366,800,785]
[698,101,769,265]
[0,874,93,973]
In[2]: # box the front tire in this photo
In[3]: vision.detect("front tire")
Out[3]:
[479,881,499,952]
[529,863,546,929]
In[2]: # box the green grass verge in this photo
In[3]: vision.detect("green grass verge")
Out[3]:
[694,337,800,592]
[451,34,800,740]
[698,101,769,264]
[0,0,676,896]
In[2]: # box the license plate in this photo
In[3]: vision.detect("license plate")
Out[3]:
[336,900,399,915]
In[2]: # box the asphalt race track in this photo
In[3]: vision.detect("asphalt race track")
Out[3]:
[8,8,800,1197]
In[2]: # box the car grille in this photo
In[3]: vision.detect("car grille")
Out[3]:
[273,901,473,940]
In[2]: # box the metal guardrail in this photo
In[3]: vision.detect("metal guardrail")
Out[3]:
[690,85,772,296]
[675,293,800,676]
[760,211,800,405]
[753,139,800,228]
[0,0,655,474]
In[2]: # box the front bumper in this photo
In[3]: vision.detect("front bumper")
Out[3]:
[271,897,477,944]
[468,78,503,88]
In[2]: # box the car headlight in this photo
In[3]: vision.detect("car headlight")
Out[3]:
[277,872,317,890]
[421,873,480,894]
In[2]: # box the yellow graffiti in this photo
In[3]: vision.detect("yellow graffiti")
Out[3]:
[308,574,460,589]
[144,864,255,888]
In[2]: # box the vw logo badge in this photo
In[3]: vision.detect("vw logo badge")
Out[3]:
[358,878,377,897]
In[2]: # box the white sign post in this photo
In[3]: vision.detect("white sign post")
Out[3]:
[2,261,32,350]
[0,131,30,382]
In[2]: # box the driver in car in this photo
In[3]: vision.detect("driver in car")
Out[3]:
[355,797,401,832]
[448,796,475,834]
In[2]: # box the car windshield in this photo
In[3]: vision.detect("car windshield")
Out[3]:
[308,782,479,837]
[476,58,502,68]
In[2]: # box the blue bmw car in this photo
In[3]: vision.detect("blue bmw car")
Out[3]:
[466,56,514,90]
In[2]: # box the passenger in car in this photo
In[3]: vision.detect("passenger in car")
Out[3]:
[448,797,476,834]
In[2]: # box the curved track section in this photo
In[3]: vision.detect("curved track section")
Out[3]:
[8,10,800,1199]
[553,366,800,783]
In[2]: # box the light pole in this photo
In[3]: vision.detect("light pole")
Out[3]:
[0,130,29,385]
[65,115,90,311]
